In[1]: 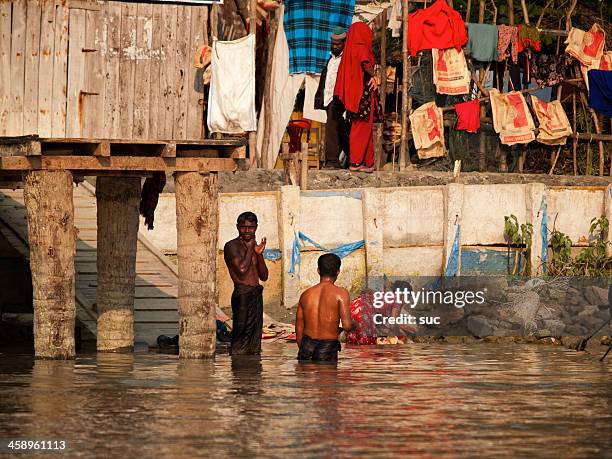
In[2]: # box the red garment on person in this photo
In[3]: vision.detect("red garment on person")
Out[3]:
[407,0,467,57]
[345,295,377,345]
[334,22,375,114]
[454,99,480,133]
[350,92,376,168]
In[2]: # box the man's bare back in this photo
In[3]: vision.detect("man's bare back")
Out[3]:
[297,281,352,343]
[295,254,356,362]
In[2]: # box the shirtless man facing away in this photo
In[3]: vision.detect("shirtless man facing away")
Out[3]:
[296,253,356,362]
[224,211,269,355]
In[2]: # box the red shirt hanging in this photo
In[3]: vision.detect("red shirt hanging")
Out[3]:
[407,0,468,57]
[454,99,480,133]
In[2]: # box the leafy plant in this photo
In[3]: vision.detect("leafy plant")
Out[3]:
[504,214,533,276]
[546,215,611,276]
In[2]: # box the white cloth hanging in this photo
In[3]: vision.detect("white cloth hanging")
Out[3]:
[207,34,256,134]
[256,5,304,168]
[303,74,327,123]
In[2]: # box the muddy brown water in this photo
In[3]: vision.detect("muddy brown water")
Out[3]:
[0,343,611,458]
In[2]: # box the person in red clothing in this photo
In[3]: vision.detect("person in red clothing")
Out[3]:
[334,22,381,173]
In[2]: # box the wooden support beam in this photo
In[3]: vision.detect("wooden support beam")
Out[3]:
[160,143,177,158]
[23,170,76,359]
[376,9,388,171]
[95,177,140,352]
[0,139,41,156]
[174,171,218,359]
[92,141,110,157]
[0,156,238,172]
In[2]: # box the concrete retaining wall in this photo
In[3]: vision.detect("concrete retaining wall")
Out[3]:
[140,184,612,312]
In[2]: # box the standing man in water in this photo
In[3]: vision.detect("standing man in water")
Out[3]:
[224,212,268,355]
[296,253,356,362]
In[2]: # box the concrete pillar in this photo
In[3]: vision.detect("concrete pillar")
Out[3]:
[280,185,300,309]
[362,188,384,290]
[95,177,141,352]
[526,183,547,276]
[443,183,464,276]
[23,170,76,359]
[175,172,218,359]
[605,184,612,258]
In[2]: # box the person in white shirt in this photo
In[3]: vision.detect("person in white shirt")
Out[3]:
[314,27,349,169]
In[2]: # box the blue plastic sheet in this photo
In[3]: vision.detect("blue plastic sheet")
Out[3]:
[289,231,365,274]
[540,197,548,273]
[444,225,461,277]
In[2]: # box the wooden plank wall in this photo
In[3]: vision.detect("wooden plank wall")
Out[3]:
[0,0,210,140]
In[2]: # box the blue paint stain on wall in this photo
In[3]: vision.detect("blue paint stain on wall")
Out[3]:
[301,190,363,200]
[461,248,522,275]
[263,249,282,261]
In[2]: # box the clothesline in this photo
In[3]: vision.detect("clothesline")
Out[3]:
[438,78,582,112]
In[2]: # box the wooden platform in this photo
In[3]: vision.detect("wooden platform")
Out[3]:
[0,136,246,175]
[0,183,229,345]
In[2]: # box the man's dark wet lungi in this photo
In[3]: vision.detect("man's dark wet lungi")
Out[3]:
[231,284,264,355]
[297,335,341,362]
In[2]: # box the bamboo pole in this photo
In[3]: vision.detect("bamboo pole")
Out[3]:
[261,10,278,170]
[248,0,258,166]
[520,0,529,23]
[572,92,577,175]
[549,146,562,175]
[211,3,218,40]
[399,0,411,170]
[477,3,487,172]
[300,142,309,190]
[536,0,554,28]
[440,79,582,111]
[507,0,514,25]
[465,0,472,22]
[376,10,388,170]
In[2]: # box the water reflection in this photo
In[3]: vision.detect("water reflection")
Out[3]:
[0,344,610,457]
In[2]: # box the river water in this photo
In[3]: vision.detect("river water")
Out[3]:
[0,343,611,458]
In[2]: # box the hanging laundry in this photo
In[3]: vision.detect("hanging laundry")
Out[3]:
[587,70,612,117]
[454,99,480,133]
[466,23,499,62]
[489,89,535,145]
[193,45,212,85]
[353,2,391,25]
[565,23,605,67]
[432,48,470,95]
[256,5,305,169]
[303,75,327,123]
[518,24,541,52]
[208,35,256,134]
[284,0,355,74]
[529,53,573,87]
[498,25,519,64]
[409,101,446,159]
[531,96,572,146]
[581,51,612,90]
[388,0,402,38]
[407,0,467,57]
